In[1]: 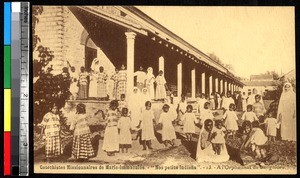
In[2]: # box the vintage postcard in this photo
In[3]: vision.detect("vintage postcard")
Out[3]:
[33,6,296,174]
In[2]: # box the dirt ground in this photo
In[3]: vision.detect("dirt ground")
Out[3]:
[34,100,296,174]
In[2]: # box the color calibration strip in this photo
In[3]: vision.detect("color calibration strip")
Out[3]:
[4,2,30,176]
[4,2,12,176]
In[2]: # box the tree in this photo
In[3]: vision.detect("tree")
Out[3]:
[33,7,71,124]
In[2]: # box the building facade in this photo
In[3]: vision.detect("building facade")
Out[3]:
[33,6,244,99]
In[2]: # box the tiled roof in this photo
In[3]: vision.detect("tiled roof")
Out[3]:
[242,80,277,86]
[250,74,273,81]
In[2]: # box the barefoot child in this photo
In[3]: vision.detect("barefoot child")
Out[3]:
[223,103,238,139]
[102,100,119,156]
[264,112,277,142]
[70,103,94,160]
[183,105,197,141]
[158,104,176,147]
[211,119,226,155]
[39,104,62,160]
[137,101,156,150]
[118,108,132,153]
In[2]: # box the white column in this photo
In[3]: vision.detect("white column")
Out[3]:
[159,56,164,73]
[230,83,233,94]
[224,80,227,94]
[215,77,219,93]
[201,72,205,94]
[209,75,213,95]
[177,62,182,97]
[220,79,223,94]
[191,68,196,99]
[125,32,136,97]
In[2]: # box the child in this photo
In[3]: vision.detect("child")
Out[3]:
[243,121,268,159]
[137,101,156,150]
[223,103,238,139]
[183,105,197,141]
[264,112,277,142]
[252,95,266,117]
[70,103,94,161]
[78,66,89,99]
[241,105,258,122]
[155,70,167,100]
[118,94,128,112]
[118,108,132,153]
[69,66,78,100]
[177,95,187,125]
[239,120,252,151]
[158,104,176,147]
[199,102,214,127]
[97,66,108,100]
[102,100,119,156]
[39,104,62,160]
[211,119,226,155]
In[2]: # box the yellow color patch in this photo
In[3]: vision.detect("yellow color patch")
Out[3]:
[4,89,11,131]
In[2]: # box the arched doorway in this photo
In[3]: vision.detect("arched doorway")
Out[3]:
[80,30,98,71]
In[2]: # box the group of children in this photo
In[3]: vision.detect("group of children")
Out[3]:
[39,91,276,162]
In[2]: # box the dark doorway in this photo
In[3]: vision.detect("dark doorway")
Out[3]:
[85,46,97,70]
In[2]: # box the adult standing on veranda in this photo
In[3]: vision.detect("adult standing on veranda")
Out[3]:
[117,64,127,100]
[146,67,155,100]
[134,66,147,92]
[277,82,296,141]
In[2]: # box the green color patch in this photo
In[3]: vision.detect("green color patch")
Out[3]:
[4,46,11,88]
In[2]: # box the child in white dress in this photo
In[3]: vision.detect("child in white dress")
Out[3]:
[241,104,258,123]
[183,105,197,141]
[264,112,277,142]
[137,101,156,150]
[211,119,226,155]
[200,102,214,128]
[158,104,176,147]
[223,103,238,139]
[118,108,132,153]
[102,100,119,156]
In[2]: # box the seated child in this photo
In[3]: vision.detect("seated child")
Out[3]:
[211,119,226,155]
[243,121,268,159]
[264,112,277,142]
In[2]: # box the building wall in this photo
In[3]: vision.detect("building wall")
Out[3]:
[34,6,115,76]
[242,86,276,96]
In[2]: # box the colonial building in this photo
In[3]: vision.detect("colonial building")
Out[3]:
[242,74,277,97]
[33,6,244,99]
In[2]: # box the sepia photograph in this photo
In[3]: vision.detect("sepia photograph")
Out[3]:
[32,6,296,174]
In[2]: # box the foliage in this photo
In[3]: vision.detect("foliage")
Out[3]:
[33,6,71,124]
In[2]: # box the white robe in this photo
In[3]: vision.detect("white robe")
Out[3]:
[277,83,296,141]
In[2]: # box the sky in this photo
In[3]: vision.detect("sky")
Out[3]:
[136,6,295,79]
